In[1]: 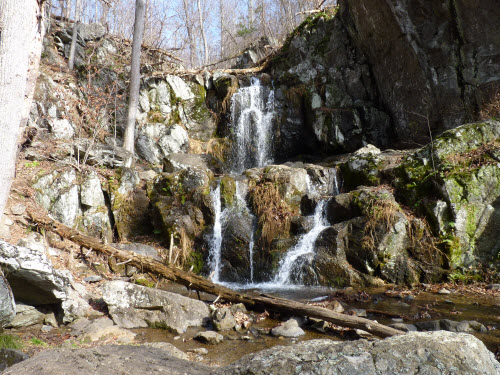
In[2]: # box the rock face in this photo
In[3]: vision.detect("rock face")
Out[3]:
[395,121,500,267]
[0,349,29,372]
[216,332,500,375]
[2,345,211,375]
[102,281,210,334]
[341,0,500,142]
[0,270,15,327]
[0,240,90,323]
[268,3,499,156]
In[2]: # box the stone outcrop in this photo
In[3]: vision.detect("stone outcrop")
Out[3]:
[0,240,90,323]
[266,2,499,157]
[102,280,210,334]
[0,270,15,327]
[216,332,500,375]
[2,345,211,375]
[395,120,500,267]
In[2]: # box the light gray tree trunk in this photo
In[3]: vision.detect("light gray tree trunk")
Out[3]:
[0,0,45,218]
[197,0,209,66]
[182,0,195,67]
[122,0,146,154]
[68,0,82,70]
[248,0,254,28]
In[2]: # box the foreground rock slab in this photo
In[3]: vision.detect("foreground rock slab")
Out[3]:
[216,332,500,375]
[3,345,212,375]
[102,280,210,334]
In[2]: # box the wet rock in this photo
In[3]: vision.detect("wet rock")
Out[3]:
[230,303,247,314]
[0,240,90,323]
[3,345,212,375]
[0,270,15,327]
[189,348,208,355]
[212,307,237,331]
[438,288,451,295]
[216,332,500,375]
[486,284,500,290]
[102,281,210,334]
[326,300,345,313]
[388,323,417,332]
[6,303,45,328]
[195,331,224,345]
[347,308,367,317]
[0,349,29,372]
[270,319,305,338]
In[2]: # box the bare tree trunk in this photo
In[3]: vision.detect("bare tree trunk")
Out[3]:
[123,0,146,154]
[248,0,254,28]
[197,0,209,66]
[182,0,195,68]
[68,0,82,70]
[219,0,224,60]
[0,0,45,218]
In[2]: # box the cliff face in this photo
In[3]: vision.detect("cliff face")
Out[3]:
[268,0,500,157]
[341,0,500,143]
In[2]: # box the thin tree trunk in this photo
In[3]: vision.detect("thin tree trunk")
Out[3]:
[123,0,146,154]
[182,0,195,68]
[197,0,209,66]
[68,0,82,70]
[27,207,405,339]
[0,0,45,218]
[248,0,254,28]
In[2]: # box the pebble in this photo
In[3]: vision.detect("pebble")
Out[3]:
[241,336,252,341]
[83,276,103,283]
[41,325,53,333]
[10,203,26,215]
[195,331,224,345]
[438,288,451,295]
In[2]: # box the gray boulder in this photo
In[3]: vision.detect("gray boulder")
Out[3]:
[6,303,45,328]
[216,332,500,375]
[0,270,15,327]
[195,331,223,345]
[0,349,29,372]
[102,281,210,334]
[0,240,90,323]
[3,345,211,375]
[212,307,236,331]
[270,319,305,338]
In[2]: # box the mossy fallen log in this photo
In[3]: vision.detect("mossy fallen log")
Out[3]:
[27,207,404,338]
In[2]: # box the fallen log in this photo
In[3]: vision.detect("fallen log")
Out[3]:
[27,207,404,338]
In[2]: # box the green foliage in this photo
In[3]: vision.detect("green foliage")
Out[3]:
[29,337,47,346]
[24,161,40,168]
[134,278,155,288]
[0,334,23,350]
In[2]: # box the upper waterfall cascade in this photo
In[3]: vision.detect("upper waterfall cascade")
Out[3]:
[230,77,275,174]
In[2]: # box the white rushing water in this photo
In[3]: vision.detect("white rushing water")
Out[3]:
[230,77,275,173]
[272,199,328,285]
[208,183,226,283]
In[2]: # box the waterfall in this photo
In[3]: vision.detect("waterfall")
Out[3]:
[272,199,329,285]
[230,77,275,173]
[208,183,226,283]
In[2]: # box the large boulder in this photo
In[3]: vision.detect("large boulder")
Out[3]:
[0,240,90,323]
[216,332,500,375]
[3,345,211,375]
[102,281,210,334]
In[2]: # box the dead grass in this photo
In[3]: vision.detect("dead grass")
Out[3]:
[445,141,499,174]
[480,88,500,120]
[250,181,295,246]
